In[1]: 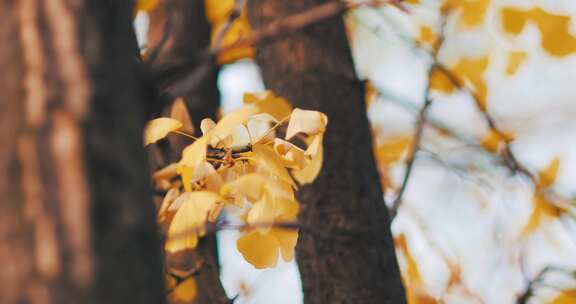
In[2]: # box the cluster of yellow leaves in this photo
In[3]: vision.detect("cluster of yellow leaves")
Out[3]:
[442,0,490,29]
[521,157,563,237]
[395,234,438,304]
[205,0,253,64]
[430,57,490,111]
[502,7,576,58]
[144,91,327,269]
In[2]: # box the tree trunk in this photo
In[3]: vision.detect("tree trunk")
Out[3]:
[247,1,406,303]
[0,1,165,303]
[146,1,229,303]
[149,0,221,130]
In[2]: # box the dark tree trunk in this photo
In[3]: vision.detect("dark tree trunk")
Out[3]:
[0,1,165,303]
[146,1,229,303]
[247,1,406,303]
[149,0,221,130]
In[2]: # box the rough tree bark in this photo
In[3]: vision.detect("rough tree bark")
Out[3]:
[146,1,229,303]
[0,1,165,303]
[247,1,406,303]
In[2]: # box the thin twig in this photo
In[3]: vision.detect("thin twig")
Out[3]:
[390,14,449,219]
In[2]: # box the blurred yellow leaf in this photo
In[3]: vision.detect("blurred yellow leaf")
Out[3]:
[244,91,293,121]
[442,0,490,29]
[480,129,513,153]
[135,0,160,12]
[539,156,561,188]
[237,227,298,269]
[520,191,561,237]
[396,234,423,286]
[374,136,412,189]
[171,278,198,303]
[550,290,576,304]
[205,0,254,64]
[285,108,328,140]
[144,118,182,146]
[396,234,438,304]
[429,68,456,94]
[502,7,576,57]
[506,51,528,75]
[179,136,208,169]
[237,231,280,269]
[418,26,437,47]
[451,56,490,111]
[165,191,222,253]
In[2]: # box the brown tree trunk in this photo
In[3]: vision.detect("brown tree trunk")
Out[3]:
[149,0,221,129]
[146,1,229,303]
[0,1,165,303]
[247,1,406,303]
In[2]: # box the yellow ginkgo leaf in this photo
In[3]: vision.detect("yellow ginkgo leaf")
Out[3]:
[247,194,278,232]
[247,114,277,144]
[285,108,328,140]
[237,231,280,269]
[170,278,198,303]
[244,91,293,121]
[220,173,269,203]
[171,98,194,134]
[165,191,222,253]
[267,179,296,201]
[273,138,308,169]
[538,156,561,188]
[270,227,298,262]
[550,290,576,304]
[292,135,324,185]
[210,106,258,143]
[253,144,295,186]
[135,0,160,12]
[179,136,208,169]
[144,118,182,146]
